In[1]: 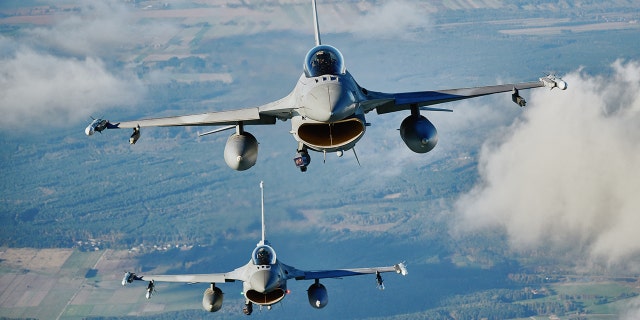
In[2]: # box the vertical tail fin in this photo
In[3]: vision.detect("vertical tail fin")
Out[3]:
[259,181,267,245]
[312,0,321,46]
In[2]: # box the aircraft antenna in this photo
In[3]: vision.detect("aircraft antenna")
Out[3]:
[352,148,361,166]
[260,180,266,245]
[312,0,321,45]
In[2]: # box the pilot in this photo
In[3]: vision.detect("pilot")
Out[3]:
[313,51,333,75]
[256,248,271,265]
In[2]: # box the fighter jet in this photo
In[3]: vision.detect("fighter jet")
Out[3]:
[87,0,567,172]
[121,181,407,315]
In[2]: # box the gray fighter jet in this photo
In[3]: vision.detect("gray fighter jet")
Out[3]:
[87,0,567,172]
[121,181,407,315]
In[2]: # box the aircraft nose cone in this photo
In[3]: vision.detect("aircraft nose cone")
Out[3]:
[249,269,274,293]
[85,126,94,136]
[303,82,350,122]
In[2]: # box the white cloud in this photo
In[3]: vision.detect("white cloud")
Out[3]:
[24,1,134,58]
[22,1,178,59]
[454,60,640,269]
[0,44,144,128]
[0,0,181,129]
[621,297,640,320]
[322,1,433,40]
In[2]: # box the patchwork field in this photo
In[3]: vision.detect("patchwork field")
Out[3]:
[0,249,141,319]
[2,0,640,319]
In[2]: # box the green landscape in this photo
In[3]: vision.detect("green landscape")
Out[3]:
[2,0,640,319]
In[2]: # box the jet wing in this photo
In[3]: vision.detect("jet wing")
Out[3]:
[135,265,249,284]
[289,262,408,280]
[362,75,566,115]
[107,91,296,129]
[140,273,230,283]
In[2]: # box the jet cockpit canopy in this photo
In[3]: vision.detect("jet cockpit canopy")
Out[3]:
[252,245,277,265]
[304,45,345,77]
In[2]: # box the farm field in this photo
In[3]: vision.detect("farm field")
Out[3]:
[2,0,640,319]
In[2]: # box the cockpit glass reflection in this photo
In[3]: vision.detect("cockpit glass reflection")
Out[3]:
[252,245,277,265]
[304,45,345,77]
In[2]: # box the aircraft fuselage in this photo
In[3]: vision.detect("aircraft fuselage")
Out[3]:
[290,70,368,153]
[243,262,289,306]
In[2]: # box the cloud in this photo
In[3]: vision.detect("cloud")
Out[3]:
[621,297,640,320]
[323,1,433,40]
[0,0,180,129]
[22,1,178,59]
[23,1,134,58]
[454,60,640,269]
[0,43,144,128]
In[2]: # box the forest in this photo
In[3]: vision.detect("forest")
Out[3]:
[2,0,640,319]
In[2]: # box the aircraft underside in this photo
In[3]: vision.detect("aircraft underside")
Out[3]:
[295,117,365,151]
[290,115,366,171]
[245,288,286,306]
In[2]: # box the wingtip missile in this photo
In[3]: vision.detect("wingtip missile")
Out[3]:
[122,271,143,286]
[394,262,408,276]
[85,118,109,136]
[540,75,568,90]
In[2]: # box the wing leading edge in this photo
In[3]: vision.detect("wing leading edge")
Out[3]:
[107,91,297,129]
[133,265,248,284]
[363,75,567,114]
[290,262,408,281]
[139,273,229,283]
